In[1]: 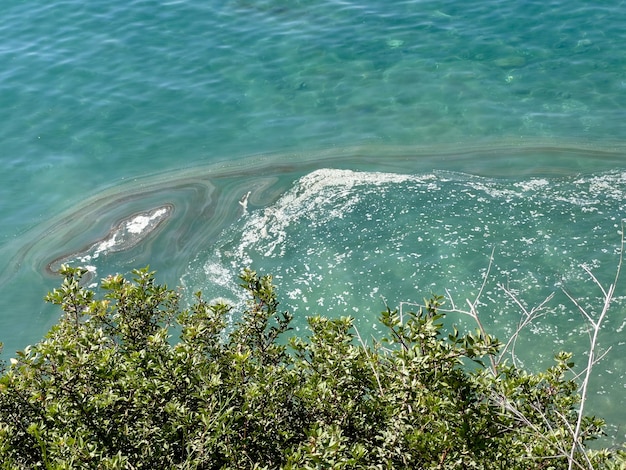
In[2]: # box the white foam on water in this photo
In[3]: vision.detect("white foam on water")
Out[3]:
[93,232,121,258]
[235,169,423,263]
[184,168,438,314]
[126,207,168,234]
[513,178,550,191]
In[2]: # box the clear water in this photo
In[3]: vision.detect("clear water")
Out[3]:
[1,0,626,440]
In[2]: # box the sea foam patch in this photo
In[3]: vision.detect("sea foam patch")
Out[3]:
[235,169,420,262]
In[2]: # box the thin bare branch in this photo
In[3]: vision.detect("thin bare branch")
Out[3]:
[567,226,623,470]
[561,285,596,326]
[469,245,496,312]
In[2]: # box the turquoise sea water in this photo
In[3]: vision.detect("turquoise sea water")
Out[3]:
[1,0,626,440]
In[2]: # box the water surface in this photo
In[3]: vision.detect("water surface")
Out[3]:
[1,0,626,441]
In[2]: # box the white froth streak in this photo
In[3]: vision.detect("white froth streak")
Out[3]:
[93,232,120,258]
[127,208,168,234]
[235,169,429,262]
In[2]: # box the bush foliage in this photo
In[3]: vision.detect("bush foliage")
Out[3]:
[0,266,624,469]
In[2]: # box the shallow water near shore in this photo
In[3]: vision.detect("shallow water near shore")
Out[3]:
[2,0,626,442]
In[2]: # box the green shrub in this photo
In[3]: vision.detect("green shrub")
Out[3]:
[0,266,623,469]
